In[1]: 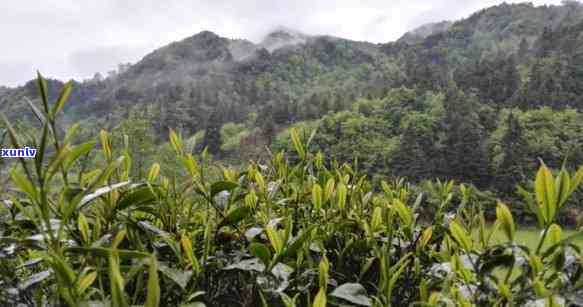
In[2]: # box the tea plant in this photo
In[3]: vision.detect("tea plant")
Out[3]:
[1,74,583,306]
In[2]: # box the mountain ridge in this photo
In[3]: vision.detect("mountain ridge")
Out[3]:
[2,1,583,138]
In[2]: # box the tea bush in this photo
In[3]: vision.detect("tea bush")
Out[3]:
[1,75,583,306]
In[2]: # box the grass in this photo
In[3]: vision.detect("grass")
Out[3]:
[473,227,583,281]
[488,227,583,250]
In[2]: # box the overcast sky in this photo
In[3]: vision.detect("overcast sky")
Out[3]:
[0,0,564,87]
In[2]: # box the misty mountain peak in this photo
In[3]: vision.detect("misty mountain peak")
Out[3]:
[260,27,309,52]
[188,30,222,42]
[398,21,452,44]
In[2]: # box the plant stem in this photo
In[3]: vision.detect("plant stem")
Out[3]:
[535,225,551,255]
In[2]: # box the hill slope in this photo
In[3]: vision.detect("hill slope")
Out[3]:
[2,2,583,188]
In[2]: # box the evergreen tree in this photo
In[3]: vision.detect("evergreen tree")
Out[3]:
[320,96,331,114]
[304,94,321,119]
[523,60,545,108]
[518,38,530,63]
[495,112,530,195]
[202,110,222,155]
[273,100,290,124]
[501,56,520,103]
[259,104,276,146]
[442,86,490,186]
[563,38,583,99]
[120,110,156,179]
[537,27,554,58]
[395,125,429,181]
[455,55,519,104]
[262,115,276,146]
[332,94,345,113]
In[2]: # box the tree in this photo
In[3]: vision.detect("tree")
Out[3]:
[303,94,321,119]
[522,56,566,108]
[537,27,554,58]
[257,104,276,146]
[91,72,104,82]
[441,86,490,186]
[120,110,156,179]
[395,125,429,181]
[320,96,331,114]
[500,56,520,103]
[332,94,345,113]
[262,115,276,146]
[406,61,444,93]
[522,60,545,108]
[454,55,519,104]
[201,110,222,155]
[517,38,530,63]
[273,100,290,124]
[495,112,530,194]
[562,37,583,100]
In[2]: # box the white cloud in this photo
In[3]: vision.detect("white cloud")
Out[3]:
[0,0,564,86]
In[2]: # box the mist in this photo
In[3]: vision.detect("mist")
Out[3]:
[0,0,564,86]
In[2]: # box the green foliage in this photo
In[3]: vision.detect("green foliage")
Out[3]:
[3,4,583,202]
[490,108,583,172]
[118,110,156,179]
[493,112,530,194]
[220,122,249,152]
[201,110,222,155]
[1,76,583,307]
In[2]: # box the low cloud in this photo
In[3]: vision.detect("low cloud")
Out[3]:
[0,0,564,86]
[67,45,153,78]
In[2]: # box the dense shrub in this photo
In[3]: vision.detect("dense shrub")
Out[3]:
[1,75,583,306]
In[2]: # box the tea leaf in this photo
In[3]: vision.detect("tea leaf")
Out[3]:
[449,221,472,251]
[108,253,128,307]
[312,183,323,212]
[218,206,251,228]
[10,169,37,203]
[570,165,583,195]
[330,283,371,306]
[290,128,305,160]
[371,207,383,232]
[78,213,90,244]
[393,200,412,226]
[548,224,562,245]
[536,163,557,224]
[117,185,160,211]
[36,72,50,113]
[145,256,161,307]
[181,234,200,273]
[420,226,434,248]
[63,140,96,171]
[210,181,238,199]
[99,130,112,161]
[169,129,183,156]
[496,202,515,241]
[148,163,161,182]
[65,247,149,259]
[313,288,327,307]
[319,256,329,290]
[77,271,97,294]
[282,226,315,258]
[337,183,347,211]
[249,243,272,267]
[158,263,193,290]
[77,181,131,210]
[266,225,284,255]
[52,80,73,118]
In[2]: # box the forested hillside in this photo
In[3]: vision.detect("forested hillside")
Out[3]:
[4,2,583,306]
[2,1,583,197]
